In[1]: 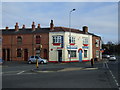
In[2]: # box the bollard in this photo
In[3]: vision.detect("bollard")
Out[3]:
[36,59,39,68]
[91,58,94,67]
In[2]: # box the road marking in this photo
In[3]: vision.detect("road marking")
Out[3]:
[106,62,120,89]
[17,71,25,75]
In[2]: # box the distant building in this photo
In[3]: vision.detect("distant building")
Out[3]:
[2,20,102,62]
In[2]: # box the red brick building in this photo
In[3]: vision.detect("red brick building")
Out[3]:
[2,22,50,61]
[2,20,102,62]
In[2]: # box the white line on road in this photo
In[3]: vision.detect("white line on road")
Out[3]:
[17,71,25,75]
[106,62,120,89]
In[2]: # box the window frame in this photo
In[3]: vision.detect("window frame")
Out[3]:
[84,50,87,58]
[17,36,22,45]
[69,36,75,44]
[17,49,22,57]
[68,50,76,58]
[52,35,62,43]
[83,37,88,44]
[36,35,41,44]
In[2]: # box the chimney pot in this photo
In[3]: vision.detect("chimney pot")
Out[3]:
[50,20,54,30]
[32,21,35,31]
[6,26,9,30]
[37,24,40,28]
[15,22,19,31]
[22,24,25,29]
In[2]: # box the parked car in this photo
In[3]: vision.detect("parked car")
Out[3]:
[109,55,116,61]
[102,54,110,58]
[0,58,4,65]
[28,56,47,64]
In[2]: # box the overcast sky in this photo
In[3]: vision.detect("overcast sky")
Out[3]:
[1,2,118,44]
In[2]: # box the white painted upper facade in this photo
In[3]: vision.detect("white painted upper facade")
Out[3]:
[49,31,92,62]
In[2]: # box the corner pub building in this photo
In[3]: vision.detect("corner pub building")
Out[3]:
[2,20,102,62]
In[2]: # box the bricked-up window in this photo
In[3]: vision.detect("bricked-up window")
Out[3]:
[84,50,87,58]
[68,50,76,58]
[69,36,75,43]
[36,36,41,44]
[17,36,22,44]
[53,36,62,43]
[17,49,22,57]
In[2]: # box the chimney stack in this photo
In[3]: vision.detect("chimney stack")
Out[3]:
[83,26,88,34]
[15,22,19,31]
[6,26,9,30]
[37,24,40,28]
[50,20,54,30]
[32,22,35,31]
[22,24,25,29]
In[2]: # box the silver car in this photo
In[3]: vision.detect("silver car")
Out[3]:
[28,56,47,64]
[109,55,116,61]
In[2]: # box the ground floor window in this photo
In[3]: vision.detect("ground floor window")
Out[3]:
[68,50,76,58]
[96,50,99,58]
[84,50,87,58]
[17,49,22,57]
[36,48,40,56]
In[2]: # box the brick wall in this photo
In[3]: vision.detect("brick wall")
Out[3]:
[2,33,49,61]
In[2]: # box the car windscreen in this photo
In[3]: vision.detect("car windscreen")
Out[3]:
[35,56,39,59]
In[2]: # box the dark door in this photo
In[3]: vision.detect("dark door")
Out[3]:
[7,49,10,61]
[44,49,47,59]
[58,50,62,62]
[24,49,28,61]
[2,49,6,61]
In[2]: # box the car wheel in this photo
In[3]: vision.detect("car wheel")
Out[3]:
[41,61,44,64]
[28,61,32,64]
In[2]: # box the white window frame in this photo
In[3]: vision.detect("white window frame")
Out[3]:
[83,37,88,44]
[96,50,99,58]
[53,36,62,43]
[96,39,99,47]
[69,36,75,43]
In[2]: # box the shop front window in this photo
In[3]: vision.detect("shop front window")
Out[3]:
[84,50,87,58]
[68,50,76,58]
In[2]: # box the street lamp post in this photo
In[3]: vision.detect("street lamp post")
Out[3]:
[69,9,76,63]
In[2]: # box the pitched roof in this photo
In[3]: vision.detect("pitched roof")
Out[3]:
[2,28,50,35]
[51,27,84,34]
[2,26,101,38]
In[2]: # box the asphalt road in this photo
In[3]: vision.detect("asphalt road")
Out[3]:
[1,60,119,89]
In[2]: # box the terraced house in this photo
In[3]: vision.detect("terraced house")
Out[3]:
[2,20,102,62]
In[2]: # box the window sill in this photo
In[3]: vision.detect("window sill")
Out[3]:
[69,57,77,59]
[69,43,75,45]
[53,43,61,46]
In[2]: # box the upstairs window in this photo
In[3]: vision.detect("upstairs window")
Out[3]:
[96,39,99,47]
[69,36,75,44]
[36,35,41,44]
[83,37,88,44]
[53,36,62,43]
[17,36,22,44]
